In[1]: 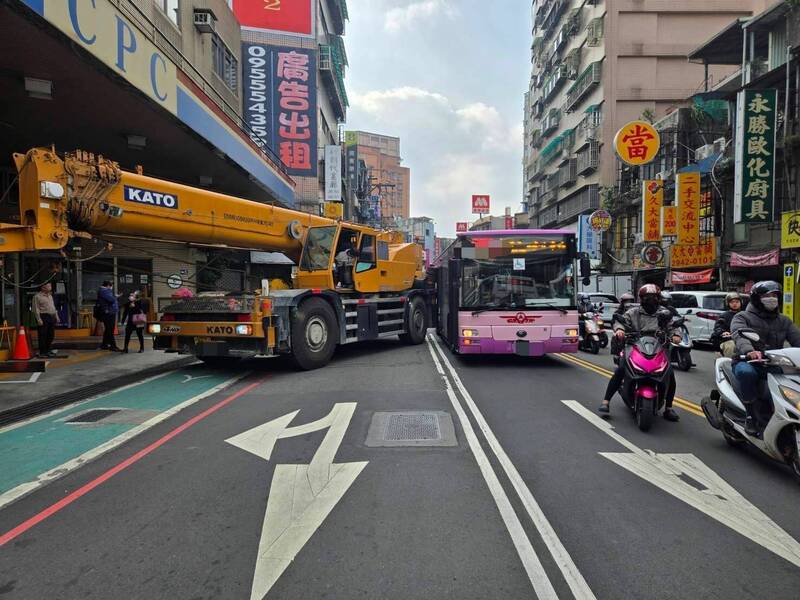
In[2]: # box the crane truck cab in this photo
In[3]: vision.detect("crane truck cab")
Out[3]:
[0,147,434,370]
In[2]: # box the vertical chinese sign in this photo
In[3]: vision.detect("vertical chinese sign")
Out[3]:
[242,44,318,177]
[642,180,663,242]
[734,89,777,223]
[662,206,678,236]
[232,0,315,37]
[578,214,600,259]
[324,145,341,202]
[676,172,701,245]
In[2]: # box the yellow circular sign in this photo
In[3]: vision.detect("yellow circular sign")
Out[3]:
[614,120,660,166]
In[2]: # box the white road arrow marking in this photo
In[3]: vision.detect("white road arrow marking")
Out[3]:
[226,403,367,600]
[563,400,800,569]
[181,374,214,384]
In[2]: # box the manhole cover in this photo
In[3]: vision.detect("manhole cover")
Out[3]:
[384,413,440,441]
[65,409,121,424]
[365,411,457,447]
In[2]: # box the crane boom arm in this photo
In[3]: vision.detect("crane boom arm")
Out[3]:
[0,148,334,261]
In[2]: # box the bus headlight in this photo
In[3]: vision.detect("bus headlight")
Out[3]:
[148,324,161,334]
[462,329,479,337]
[236,324,253,336]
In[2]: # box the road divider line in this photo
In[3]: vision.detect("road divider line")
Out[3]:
[0,376,261,546]
[428,335,596,600]
[426,337,560,600]
[556,353,704,417]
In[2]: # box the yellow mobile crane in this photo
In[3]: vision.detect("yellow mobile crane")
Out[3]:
[0,148,432,369]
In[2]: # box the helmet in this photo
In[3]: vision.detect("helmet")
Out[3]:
[725,292,742,305]
[750,281,781,311]
[620,293,635,303]
[638,283,661,300]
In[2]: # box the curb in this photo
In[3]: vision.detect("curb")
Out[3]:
[0,357,196,427]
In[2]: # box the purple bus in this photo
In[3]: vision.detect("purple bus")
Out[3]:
[435,229,584,356]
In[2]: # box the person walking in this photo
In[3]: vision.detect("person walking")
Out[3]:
[32,282,59,358]
[97,280,121,352]
[121,291,147,353]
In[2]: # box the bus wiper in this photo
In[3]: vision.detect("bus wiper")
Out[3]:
[530,302,569,315]
[470,302,524,316]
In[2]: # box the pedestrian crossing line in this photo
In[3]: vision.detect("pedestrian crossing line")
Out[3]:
[555,353,705,418]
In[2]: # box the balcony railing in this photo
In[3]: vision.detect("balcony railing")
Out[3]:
[576,140,599,175]
[565,62,602,112]
[320,43,349,121]
[542,109,561,136]
[558,185,600,224]
[558,159,577,188]
[537,205,559,228]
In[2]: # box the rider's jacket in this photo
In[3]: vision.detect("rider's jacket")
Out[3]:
[711,309,738,351]
[614,307,678,336]
[732,303,800,356]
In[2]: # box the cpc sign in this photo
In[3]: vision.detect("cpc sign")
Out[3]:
[233,0,315,37]
[472,195,490,214]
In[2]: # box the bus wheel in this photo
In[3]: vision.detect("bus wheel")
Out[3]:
[291,297,338,370]
[399,297,428,345]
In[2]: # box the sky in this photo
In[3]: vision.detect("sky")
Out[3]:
[344,0,532,237]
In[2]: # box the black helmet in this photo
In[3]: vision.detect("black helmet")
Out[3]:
[750,280,781,310]
[620,293,635,303]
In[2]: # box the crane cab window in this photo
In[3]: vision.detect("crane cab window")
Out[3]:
[300,226,336,271]
[334,229,359,288]
[356,235,376,273]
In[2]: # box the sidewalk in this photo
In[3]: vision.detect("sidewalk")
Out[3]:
[0,337,194,425]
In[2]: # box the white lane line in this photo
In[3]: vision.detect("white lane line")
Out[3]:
[428,335,596,600]
[0,371,43,384]
[562,400,800,570]
[426,339,559,600]
[0,372,250,512]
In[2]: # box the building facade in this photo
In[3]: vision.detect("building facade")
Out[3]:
[344,131,410,228]
[523,0,768,235]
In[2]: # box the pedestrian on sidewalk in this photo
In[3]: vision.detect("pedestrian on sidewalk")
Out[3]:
[97,281,121,352]
[32,282,59,358]
[121,291,147,353]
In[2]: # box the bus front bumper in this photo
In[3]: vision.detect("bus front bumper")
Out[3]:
[458,337,579,356]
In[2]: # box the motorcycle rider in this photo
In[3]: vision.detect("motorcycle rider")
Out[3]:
[731,281,800,436]
[609,293,635,358]
[598,284,681,421]
[711,292,743,357]
[660,290,680,318]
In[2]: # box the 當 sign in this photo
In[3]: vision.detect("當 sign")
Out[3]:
[735,89,777,223]
[614,121,660,166]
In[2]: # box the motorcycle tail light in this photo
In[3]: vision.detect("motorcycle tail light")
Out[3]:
[696,311,719,321]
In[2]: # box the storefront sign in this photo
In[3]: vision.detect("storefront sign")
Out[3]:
[472,195,490,214]
[672,269,714,285]
[642,180,663,242]
[589,209,612,232]
[578,215,600,260]
[781,210,800,248]
[734,89,777,223]
[730,249,779,268]
[232,0,315,37]
[784,264,795,320]
[167,274,183,289]
[641,244,664,266]
[662,206,678,237]
[324,145,341,202]
[614,120,660,166]
[677,172,701,245]
[242,43,318,176]
[322,201,343,219]
[671,239,716,269]
[456,222,468,233]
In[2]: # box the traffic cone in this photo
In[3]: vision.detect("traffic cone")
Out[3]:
[12,326,32,360]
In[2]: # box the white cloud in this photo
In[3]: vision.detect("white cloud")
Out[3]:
[384,0,459,32]
[348,86,523,236]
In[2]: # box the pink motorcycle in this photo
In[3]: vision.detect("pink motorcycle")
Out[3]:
[620,331,673,431]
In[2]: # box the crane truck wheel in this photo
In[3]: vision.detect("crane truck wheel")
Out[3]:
[399,296,428,345]
[290,297,338,370]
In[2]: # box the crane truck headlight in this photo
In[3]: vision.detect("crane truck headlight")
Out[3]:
[235,325,253,336]
[40,181,65,200]
[148,324,161,334]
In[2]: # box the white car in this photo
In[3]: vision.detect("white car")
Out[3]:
[670,292,748,344]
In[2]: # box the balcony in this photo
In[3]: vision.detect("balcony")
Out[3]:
[565,62,602,112]
[319,42,349,121]
[540,134,563,166]
[558,185,600,224]
[543,64,570,102]
[537,205,559,228]
[558,159,577,188]
[542,109,561,136]
[328,0,349,35]
[575,107,601,149]
[576,140,599,175]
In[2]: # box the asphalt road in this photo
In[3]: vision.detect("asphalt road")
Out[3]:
[1,336,799,599]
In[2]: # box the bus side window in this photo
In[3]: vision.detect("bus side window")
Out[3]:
[356,235,377,273]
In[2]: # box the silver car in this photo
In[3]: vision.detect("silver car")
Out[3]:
[670,291,748,344]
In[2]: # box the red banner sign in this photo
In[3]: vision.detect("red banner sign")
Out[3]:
[472,195,490,214]
[671,269,714,285]
[456,222,468,233]
[233,0,314,36]
[730,249,780,267]
[505,215,514,229]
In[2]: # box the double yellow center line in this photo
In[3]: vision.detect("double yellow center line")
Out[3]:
[555,352,705,417]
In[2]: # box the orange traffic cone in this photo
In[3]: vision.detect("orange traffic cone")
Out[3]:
[12,326,32,360]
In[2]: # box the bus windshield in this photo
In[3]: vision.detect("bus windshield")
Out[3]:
[460,235,574,310]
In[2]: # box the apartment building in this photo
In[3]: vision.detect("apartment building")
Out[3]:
[523,0,768,232]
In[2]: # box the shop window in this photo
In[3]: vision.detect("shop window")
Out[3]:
[212,34,238,93]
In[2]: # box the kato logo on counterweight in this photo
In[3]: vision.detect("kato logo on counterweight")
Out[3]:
[124,185,179,209]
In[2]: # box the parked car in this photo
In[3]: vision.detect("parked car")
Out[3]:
[585,293,620,326]
[670,291,749,344]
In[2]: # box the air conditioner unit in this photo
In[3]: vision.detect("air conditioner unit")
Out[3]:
[633,232,644,245]
[655,170,671,181]
[713,137,727,154]
[193,9,216,34]
[695,144,714,161]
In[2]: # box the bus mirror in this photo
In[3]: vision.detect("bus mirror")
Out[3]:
[580,256,591,279]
